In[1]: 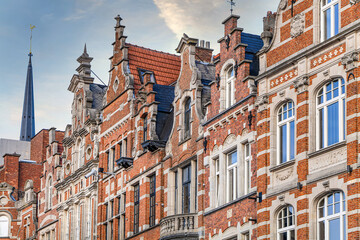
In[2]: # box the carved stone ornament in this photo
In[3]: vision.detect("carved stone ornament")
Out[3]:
[341,50,359,71]
[293,75,309,93]
[275,167,294,181]
[279,0,288,10]
[350,0,360,5]
[255,94,269,112]
[290,13,305,38]
[225,34,231,49]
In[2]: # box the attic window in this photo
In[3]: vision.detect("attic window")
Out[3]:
[138,69,156,84]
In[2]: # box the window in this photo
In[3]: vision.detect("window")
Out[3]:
[242,232,250,240]
[182,165,191,213]
[76,206,81,239]
[143,116,148,142]
[184,98,191,138]
[117,194,126,240]
[321,0,339,41]
[318,191,346,240]
[226,67,235,108]
[25,217,30,238]
[47,177,53,209]
[227,150,238,202]
[119,139,127,158]
[174,171,178,214]
[0,216,9,237]
[278,101,295,164]
[244,143,251,194]
[106,151,110,172]
[149,175,156,226]
[277,205,295,240]
[133,184,140,234]
[317,78,345,149]
[215,158,220,207]
[86,199,92,240]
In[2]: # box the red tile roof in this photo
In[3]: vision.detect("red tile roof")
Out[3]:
[127,44,181,89]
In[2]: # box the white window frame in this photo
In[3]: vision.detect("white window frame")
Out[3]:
[277,101,296,164]
[321,0,340,41]
[227,150,238,202]
[244,143,251,194]
[47,177,53,209]
[316,78,345,150]
[226,67,235,108]
[277,205,295,240]
[215,158,220,207]
[317,191,346,240]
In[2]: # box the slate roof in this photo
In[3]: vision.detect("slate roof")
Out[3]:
[153,84,175,141]
[90,83,107,110]
[195,61,216,86]
[241,32,263,75]
[127,44,181,91]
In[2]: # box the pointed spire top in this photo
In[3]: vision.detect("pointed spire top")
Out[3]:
[84,43,87,54]
[80,43,89,58]
[115,15,122,28]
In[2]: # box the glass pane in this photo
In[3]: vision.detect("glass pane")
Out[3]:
[333,80,339,88]
[319,206,325,218]
[319,95,324,104]
[319,221,325,240]
[333,88,339,98]
[343,99,346,140]
[283,111,287,120]
[328,102,340,146]
[329,218,341,240]
[280,232,287,240]
[281,124,287,163]
[329,194,334,204]
[183,184,190,213]
[335,203,340,213]
[326,8,331,39]
[290,121,295,160]
[288,101,292,109]
[328,204,334,216]
[335,192,340,202]
[290,230,295,240]
[278,219,282,229]
[229,169,234,201]
[334,4,339,35]
[228,151,237,165]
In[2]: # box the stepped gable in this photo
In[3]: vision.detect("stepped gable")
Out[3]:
[127,43,181,90]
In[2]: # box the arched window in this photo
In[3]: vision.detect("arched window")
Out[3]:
[184,98,191,138]
[317,78,345,149]
[321,0,339,41]
[317,191,346,240]
[277,205,295,240]
[0,216,9,237]
[226,67,235,108]
[47,177,53,209]
[278,101,295,164]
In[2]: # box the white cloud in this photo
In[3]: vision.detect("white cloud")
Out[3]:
[153,0,279,52]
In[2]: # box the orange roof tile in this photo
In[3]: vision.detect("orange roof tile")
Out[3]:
[127,44,181,90]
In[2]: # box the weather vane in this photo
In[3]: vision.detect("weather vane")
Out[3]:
[29,24,36,54]
[227,0,236,15]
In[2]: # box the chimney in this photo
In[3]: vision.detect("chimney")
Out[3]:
[195,40,213,63]
[49,127,56,144]
[3,153,20,189]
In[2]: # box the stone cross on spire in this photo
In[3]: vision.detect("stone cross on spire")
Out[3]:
[227,0,236,15]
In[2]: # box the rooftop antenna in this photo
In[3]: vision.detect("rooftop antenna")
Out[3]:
[29,24,35,54]
[227,0,236,15]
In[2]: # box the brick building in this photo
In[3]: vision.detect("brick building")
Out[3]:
[2,0,360,239]
[254,0,360,239]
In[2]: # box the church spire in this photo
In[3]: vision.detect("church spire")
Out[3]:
[20,27,36,141]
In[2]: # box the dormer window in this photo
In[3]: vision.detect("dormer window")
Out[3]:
[321,0,339,41]
[226,67,235,108]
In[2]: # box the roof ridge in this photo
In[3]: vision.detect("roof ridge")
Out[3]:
[127,43,180,58]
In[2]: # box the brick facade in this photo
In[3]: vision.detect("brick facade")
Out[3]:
[1,1,360,239]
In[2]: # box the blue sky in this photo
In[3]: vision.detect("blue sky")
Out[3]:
[0,0,278,139]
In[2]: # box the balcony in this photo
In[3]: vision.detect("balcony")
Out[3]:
[160,213,198,240]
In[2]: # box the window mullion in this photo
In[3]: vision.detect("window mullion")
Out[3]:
[331,5,335,37]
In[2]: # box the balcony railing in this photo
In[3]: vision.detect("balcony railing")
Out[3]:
[160,213,198,239]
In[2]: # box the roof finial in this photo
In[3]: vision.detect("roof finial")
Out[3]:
[115,15,122,28]
[227,0,236,15]
[29,24,35,54]
[84,43,87,54]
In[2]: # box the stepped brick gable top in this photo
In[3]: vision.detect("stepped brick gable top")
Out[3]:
[127,44,181,89]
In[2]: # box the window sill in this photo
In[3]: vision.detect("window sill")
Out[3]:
[178,136,191,146]
[308,141,346,158]
[269,160,296,172]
